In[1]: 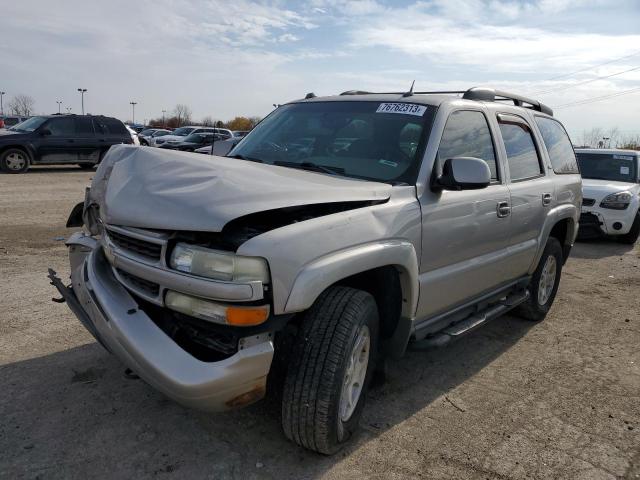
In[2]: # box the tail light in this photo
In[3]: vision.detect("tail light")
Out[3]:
[0,119,5,129]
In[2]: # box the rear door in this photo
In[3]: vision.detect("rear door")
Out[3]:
[37,117,78,163]
[495,113,552,278]
[417,108,512,319]
[74,116,100,163]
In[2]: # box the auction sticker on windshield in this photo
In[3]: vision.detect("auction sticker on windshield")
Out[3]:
[376,103,427,116]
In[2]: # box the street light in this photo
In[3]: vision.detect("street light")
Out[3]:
[66,107,72,113]
[56,101,63,114]
[0,91,5,115]
[162,109,166,127]
[77,88,87,114]
[130,101,137,124]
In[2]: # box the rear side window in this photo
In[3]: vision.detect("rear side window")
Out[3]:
[46,117,75,136]
[75,117,94,135]
[498,115,543,181]
[437,110,498,181]
[94,117,128,135]
[535,117,579,174]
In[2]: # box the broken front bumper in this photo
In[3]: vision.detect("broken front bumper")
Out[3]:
[49,232,274,411]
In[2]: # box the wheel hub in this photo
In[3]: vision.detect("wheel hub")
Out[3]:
[339,324,370,422]
[538,255,557,305]
[5,152,26,170]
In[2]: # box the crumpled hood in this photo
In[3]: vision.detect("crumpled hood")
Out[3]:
[582,178,639,201]
[95,144,392,232]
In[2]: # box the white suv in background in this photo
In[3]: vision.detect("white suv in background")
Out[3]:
[151,126,232,147]
[576,149,640,244]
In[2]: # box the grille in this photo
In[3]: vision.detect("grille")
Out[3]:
[116,269,160,296]
[582,198,595,207]
[107,229,162,261]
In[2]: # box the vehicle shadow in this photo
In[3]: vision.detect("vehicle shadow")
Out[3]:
[25,166,94,174]
[0,316,533,479]
[571,238,636,259]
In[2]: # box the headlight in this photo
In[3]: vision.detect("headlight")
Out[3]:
[170,243,269,283]
[166,291,269,326]
[600,191,632,210]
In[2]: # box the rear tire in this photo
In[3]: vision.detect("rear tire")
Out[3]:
[516,238,563,322]
[617,211,640,245]
[0,148,30,173]
[282,286,379,454]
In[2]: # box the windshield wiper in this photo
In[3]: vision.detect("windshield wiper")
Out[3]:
[274,161,345,176]
[228,154,263,163]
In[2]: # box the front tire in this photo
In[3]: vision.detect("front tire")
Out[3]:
[0,148,30,173]
[617,211,640,245]
[516,237,563,322]
[282,286,379,454]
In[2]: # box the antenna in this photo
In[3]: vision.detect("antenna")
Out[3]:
[403,80,415,97]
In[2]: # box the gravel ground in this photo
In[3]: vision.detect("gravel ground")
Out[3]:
[0,166,639,480]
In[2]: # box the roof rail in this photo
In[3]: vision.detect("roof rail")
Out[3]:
[463,87,553,116]
[336,87,553,116]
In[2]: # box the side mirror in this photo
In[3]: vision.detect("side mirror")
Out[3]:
[434,157,491,191]
[40,128,52,136]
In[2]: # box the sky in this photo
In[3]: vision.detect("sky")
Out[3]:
[1,0,639,142]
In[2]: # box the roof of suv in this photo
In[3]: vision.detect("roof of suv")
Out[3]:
[289,86,554,116]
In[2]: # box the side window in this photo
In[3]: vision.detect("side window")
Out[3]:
[46,117,75,136]
[498,115,543,181]
[102,118,128,135]
[75,117,94,136]
[535,117,579,174]
[437,110,498,181]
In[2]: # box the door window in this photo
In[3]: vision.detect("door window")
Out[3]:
[46,117,75,136]
[75,117,95,136]
[534,117,579,174]
[498,115,543,181]
[437,110,499,181]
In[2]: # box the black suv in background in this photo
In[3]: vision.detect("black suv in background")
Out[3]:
[0,114,133,173]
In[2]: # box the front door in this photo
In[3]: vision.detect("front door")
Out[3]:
[74,117,100,163]
[37,117,78,163]
[417,108,512,320]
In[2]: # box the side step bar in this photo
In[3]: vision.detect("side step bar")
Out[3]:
[410,290,529,350]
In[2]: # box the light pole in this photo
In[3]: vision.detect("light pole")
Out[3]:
[66,107,72,113]
[162,109,166,127]
[77,88,87,114]
[56,101,63,114]
[0,91,5,115]
[130,102,137,124]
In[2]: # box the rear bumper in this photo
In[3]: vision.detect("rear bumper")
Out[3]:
[50,233,274,411]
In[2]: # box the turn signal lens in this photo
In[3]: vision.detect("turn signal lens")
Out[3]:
[165,290,269,326]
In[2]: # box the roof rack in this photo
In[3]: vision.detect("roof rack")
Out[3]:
[338,86,553,116]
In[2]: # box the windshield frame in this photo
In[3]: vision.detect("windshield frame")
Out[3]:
[229,100,435,185]
[576,152,639,183]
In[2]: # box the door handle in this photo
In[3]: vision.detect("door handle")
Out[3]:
[497,201,511,218]
[542,193,552,206]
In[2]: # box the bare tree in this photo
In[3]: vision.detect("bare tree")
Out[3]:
[201,116,216,127]
[173,104,192,127]
[248,116,262,127]
[580,127,604,148]
[606,127,620,148]
[619,133,640,150]
[8,94,35,116]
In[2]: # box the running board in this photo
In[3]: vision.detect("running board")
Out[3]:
[410,290,529,350]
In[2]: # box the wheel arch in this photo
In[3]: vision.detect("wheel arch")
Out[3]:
[0,144,35,162]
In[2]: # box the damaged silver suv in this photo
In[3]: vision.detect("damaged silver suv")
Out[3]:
[50,87,581,454]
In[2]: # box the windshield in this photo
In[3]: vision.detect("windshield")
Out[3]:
[139,129,155,136]
[153,130,170,137]
[230,101,434,184]
[172,127,194,136]
[10,116,47,132]
[576,152,638,182]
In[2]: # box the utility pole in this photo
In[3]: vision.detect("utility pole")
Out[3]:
[162,110,166,127]
[0,91,5,115]
[77,88,87,114]
[56,101,63,114]
[130,102,137,124]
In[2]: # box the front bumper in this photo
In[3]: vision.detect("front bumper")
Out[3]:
[50,233,274,411]
[579,206,637,237]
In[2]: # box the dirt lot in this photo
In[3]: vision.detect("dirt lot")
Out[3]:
[0,166,639,479]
